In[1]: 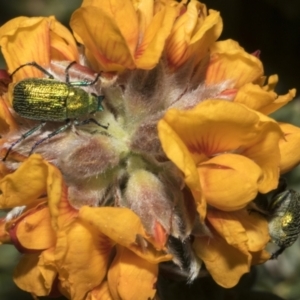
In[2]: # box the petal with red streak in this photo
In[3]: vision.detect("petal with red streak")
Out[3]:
[79,206,172,263]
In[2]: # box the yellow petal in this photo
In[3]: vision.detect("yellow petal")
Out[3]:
[158,117,200,190]
[135,4,178,69]
[206,40,263,88]
[14,249,57,296]
[188,9,222,67]
[87,281,114,300]
[157,117,205,219]
[108,246,158,300]
[0,155,49,208]
[0,16,78,81]
[159,100,282,197]
[234,83,277,111]
[251,249,271,264]
[134,0,154,28]
[48,21,79,62]
[263,88,296,115]
[278,122,300,174]
[241,112,282,193]
[0,218,11,244]
[71,5,137,71]
[198,154,262,211]
[0,95,18,135]
[0,17,50,80]
[15,204,56,250]
[166,2,222,69]
[79,206,172,263]
[193,235,250,288]
[207,209,269,252]
[55,220,112,300]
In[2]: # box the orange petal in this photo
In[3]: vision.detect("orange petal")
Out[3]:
[71,5,137,71]
[193,235,250,288]
[0,218,11,244]
[241,112,282,193]
[13,249,57,296]
[0,17,50,79]
[135,3,178,69]
[79,206,172,263]
[0,95,18,134]
[166,2,222,69]
[234,81,296,115]
[48,21,79,62]
[278,122,300,174]
[251,249,271,264]
[108,246,158,300]
[198,154,263,211]
[14,204,56,250]
[207,209,269,252]
[0,155,49,208]
[159,100,282,196]
[234,82,277,111]
[47,175,73,231]
[87,281,114,300]
[160,100,278,163]
[55,220,112,300]
[158,117,200,190]
[206,40,263,88]
[0,16,78,82]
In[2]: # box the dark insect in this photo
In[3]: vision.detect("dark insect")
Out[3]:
[253,179,300,259]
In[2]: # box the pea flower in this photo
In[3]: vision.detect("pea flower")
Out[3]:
[0,0,299,299]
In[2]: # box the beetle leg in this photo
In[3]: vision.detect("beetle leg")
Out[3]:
[65,61,76,83]
[64,61,102,87]
[29,121,73,155]
[10,62,54,79]
[270,246,286,259]
[2,121,46,161]
[76,118,109,130]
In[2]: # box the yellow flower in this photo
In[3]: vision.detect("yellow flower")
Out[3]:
[158,100,283,215]
[70,0,181,71]
[0,0,299,297]
[0,155,170,299]
[0,16,79,81]
[193,209,270,288]
[165,0,223,69]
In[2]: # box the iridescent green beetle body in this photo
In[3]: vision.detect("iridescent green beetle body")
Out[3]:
[253,180,300,259]
[267,189,300,258]
[2,61,107,161]
[13,78,103,121]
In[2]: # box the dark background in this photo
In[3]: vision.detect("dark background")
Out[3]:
[0,1,300,299]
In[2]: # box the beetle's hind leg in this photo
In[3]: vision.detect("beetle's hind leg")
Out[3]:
[76,118,109,130]
[270,246,286,259]
[29,121,73,155]
[10,62,54,79]
[2,122,46,161]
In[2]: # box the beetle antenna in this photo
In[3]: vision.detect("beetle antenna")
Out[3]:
[10,62,54,79]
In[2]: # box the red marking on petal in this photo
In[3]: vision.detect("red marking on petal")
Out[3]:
[153,221,168,247]
[252,50,261,58]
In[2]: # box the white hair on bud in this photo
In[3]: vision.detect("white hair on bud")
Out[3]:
[5,206,26,222]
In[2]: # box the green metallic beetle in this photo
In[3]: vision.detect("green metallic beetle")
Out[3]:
[266,189,300,259]
[253,179,300,259]
[3,61,107,161]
